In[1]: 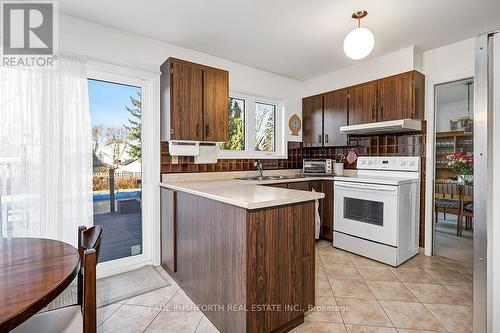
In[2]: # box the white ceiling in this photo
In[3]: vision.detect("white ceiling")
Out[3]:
[59,0,500,80]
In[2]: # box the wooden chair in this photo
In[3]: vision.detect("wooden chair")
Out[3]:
[13,225,103,333]
[434,181,462,236]
[460,185,474,235]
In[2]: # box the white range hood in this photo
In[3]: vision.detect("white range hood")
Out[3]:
[340,119,422,135]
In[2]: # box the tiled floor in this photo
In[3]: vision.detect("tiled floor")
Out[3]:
[97,241,473,333]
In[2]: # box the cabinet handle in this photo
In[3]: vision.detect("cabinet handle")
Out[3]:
[205,125,210,138]
[318,134,322,143]
[325,134,329,143]
[380,107,384,119]
[196,124,200,138]
[371,108,375,120]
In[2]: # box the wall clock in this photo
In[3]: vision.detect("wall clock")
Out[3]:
[288,114,301,136]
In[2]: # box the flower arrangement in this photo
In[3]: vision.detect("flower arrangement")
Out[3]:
[445,152,473,175]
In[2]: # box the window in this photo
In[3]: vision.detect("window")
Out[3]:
[219,93,285,159]
[255,102,276,152]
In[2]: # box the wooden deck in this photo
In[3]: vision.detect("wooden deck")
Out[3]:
[93,212,142,263]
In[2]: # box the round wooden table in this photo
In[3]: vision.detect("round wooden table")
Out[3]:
[0,238,80,332]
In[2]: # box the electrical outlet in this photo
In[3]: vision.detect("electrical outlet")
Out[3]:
[171,156,179,164]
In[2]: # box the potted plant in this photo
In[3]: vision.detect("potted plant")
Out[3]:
[445,152,473,183]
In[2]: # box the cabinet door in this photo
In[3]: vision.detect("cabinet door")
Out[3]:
[287,181,310,191]
[161,188,177,272]
[203,69,229,142]
[377,73,414,121]
[170,61,203,140]
[348,82,377,125]
[323,89,348,146]
[302,95,324,147]
[320,181,333,241]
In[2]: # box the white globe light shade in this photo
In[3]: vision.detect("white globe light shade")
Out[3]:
[343,27,375,60]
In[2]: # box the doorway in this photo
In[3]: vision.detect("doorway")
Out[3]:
[433,78,474,268]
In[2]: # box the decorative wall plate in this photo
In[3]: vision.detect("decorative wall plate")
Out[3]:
[288,114,301,136]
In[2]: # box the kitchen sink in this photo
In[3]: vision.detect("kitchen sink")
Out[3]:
[236,174,306,181]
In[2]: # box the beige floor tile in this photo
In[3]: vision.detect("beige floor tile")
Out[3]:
[379,301,446,331]
[98,304,159,333]
[305,296,343,323]
[335,297,392,327]
[145,309,203,333]
[97,303,123,326]
[317,244,346,255]
[388,267,436,284]
[330,279,375,299]
[165,289,200,311]
[194,316,220,333]
[443,284,473,307]
[345,324,397,332]
[125,285,180,307]
[398,328,442,333]
[423,268,472,285]
[356,266,398,282]
[321,251,353,265]
[295,321,348,333]
[425,303,473,333]
[365,281,417,302]
[409,255,449,270]
[347,253,387,267]
[325,264,363,281]
[404,283,464,305]
[316,265,328,278]
[317,276,334,296]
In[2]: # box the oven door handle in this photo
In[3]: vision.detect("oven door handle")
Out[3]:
[335,182,398,193]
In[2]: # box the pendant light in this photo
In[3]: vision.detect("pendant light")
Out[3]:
[343,11,375,60]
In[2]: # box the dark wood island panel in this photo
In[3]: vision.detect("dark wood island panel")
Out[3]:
[160,188,316,333]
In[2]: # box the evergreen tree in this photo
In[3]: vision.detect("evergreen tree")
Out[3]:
[220,99,245,150]
[123,92,142,160]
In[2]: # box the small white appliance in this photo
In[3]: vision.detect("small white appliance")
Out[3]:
[302,159,333,175]
[333,156,420,266]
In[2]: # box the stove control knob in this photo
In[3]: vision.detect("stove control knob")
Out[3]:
[408,161,415,166]
[400,161,406,166]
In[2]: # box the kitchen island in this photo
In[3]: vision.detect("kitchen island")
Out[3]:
[160,178,324,333]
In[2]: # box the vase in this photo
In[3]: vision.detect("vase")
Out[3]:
[458,174,473,184]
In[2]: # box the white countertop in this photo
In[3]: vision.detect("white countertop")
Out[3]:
[159,178,326,210]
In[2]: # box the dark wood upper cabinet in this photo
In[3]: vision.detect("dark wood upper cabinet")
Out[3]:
[203,68,229,142]
[161,58,229,142]
[347,82,377,125]
[377,72,414,121]
[302,94,324,147]
[336,70,424,126]
[168,61,203,141]
[323,89,348,146]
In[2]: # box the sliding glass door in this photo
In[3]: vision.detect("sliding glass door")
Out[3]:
[88,78,143,263]
[86,66,158,274]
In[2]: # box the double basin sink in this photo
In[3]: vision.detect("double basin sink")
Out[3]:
[236,174,306,181]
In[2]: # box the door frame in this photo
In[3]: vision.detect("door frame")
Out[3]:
[87,61,160,278]
[423,71,474,256]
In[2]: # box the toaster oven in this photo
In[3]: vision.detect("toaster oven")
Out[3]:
[303,159,333,174]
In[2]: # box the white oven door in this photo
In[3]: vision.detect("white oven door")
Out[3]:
[334,181,399,246]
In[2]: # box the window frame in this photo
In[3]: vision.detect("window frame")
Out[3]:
[218,92,286,159]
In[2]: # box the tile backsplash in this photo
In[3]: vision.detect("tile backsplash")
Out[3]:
[160,131,426,174]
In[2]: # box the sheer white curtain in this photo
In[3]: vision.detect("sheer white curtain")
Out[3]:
[0,56,93,247]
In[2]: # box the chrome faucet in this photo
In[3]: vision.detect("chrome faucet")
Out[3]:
[254,160,263,178]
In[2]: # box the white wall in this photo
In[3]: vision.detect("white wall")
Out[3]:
[435,99,471,132]
[59,14,305,142]
[304,46,418,96]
